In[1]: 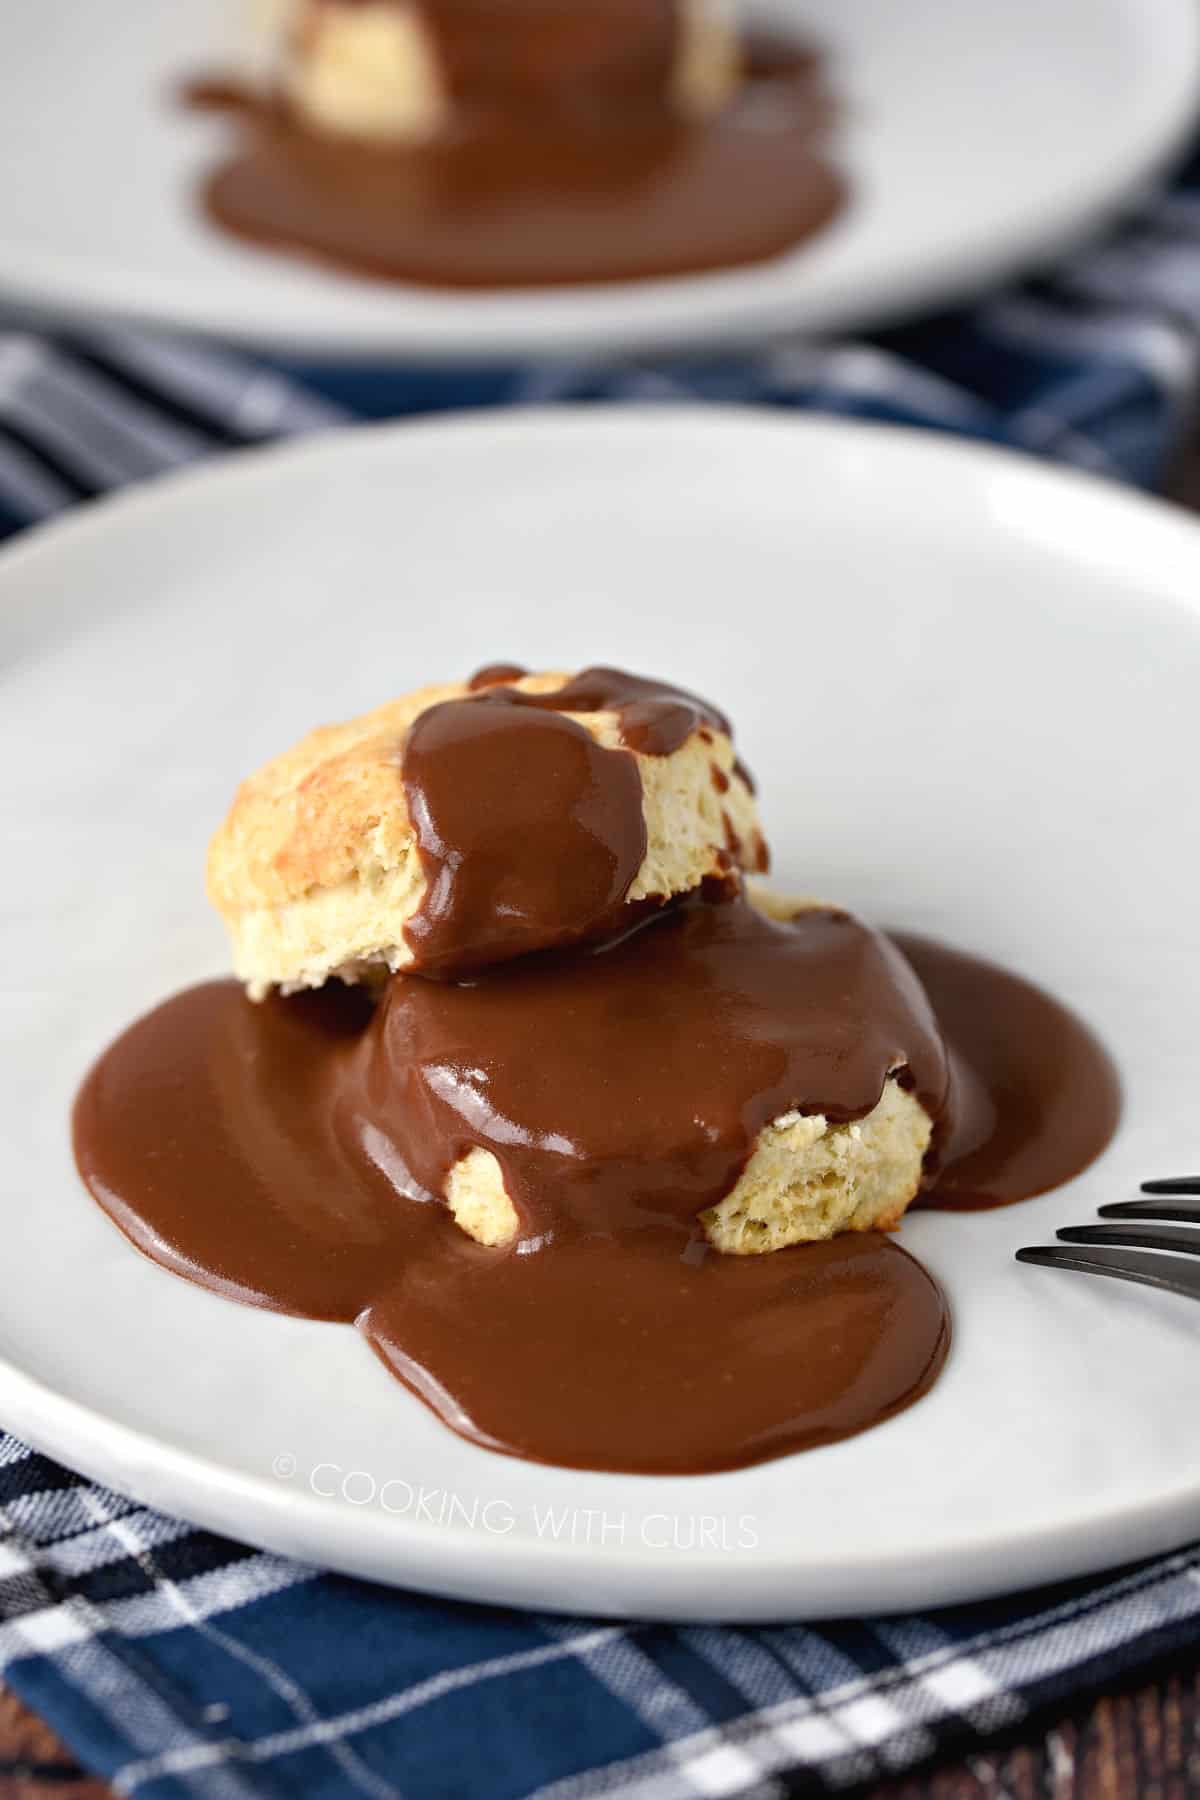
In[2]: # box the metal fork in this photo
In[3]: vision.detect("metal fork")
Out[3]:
[1016,1179,1200,1300]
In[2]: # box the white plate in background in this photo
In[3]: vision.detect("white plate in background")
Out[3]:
[0,0,1197,359]
[1,409,1199,1620]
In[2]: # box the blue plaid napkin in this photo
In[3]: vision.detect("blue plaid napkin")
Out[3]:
[5,138,1200,1800]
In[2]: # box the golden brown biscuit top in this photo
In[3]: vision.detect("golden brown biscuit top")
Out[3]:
[208,674,570,913]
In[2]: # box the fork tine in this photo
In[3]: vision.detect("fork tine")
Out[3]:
[1099,1197,1200,1222]
[1140,1177,1200,1195]
[1015,1245,1200,1301]
[1057,1222,1200,1256]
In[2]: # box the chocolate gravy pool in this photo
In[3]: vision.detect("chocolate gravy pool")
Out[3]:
[73,905,1119,1475]
[183,28,845,289]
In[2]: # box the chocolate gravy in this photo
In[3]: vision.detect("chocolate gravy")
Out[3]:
[466,661,528,691]
[182,30,845,289]
[417,0,680,112]
[901,935,1121,1210]
[507,665,730,755]
[352,900,949,1235]
[364,1230,948,1473]
[401,666,750,972]
[402,691,646,973]
[72,895,1118,1475]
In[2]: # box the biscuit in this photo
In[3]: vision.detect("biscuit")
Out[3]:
[283,1,446,143]
[208,670,764,995]
[445,1073,931,1254]
[697,1076,932,1252]
[443,889,935,1254]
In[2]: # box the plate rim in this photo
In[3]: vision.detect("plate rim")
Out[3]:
[2,0,1199,359]
[6,401,1200,582]
[5,1329,1200,1623]
[6,405,1200,1621]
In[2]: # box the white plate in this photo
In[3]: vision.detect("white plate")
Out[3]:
[2,0,1198,359]
[3,409,1200,1621]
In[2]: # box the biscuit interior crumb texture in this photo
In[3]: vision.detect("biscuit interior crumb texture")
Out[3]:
[207,672,763,996]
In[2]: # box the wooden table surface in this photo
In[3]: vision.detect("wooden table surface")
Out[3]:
[4,450,1199,1800]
